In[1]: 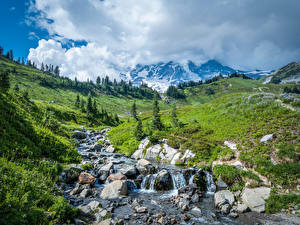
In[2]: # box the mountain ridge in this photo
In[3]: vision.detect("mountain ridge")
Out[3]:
[121,60,272,92]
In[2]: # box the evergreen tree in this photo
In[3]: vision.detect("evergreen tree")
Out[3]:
[41,62,45,71]
[171,104,179,128]
[151,93,163,130]
[87,93,93,114]
[75,94,80,108]
[0,71,10,92]
[96,76,101,85]
[93,99,98,115]
[21,57,25,65]
[23,90,29,99]
[81,99,86,113]
[131,101,138,120]
[17,57,20,64]
[14,84,19,92]
[9,50,13,61]
[54,66,60,76]
[0,46,3,55]
[134,119,144,140]
[113,113,120,124]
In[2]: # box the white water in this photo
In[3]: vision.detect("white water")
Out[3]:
[205,171,216,194]
[171,172,187,189]
[189,174,195,184]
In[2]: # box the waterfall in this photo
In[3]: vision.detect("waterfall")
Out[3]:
[140,174,157,192]
[189,174,195,185]
[205,171,216,194]
[171,172,186,190]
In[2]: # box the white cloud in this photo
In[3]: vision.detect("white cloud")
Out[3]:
[28,0,300,80]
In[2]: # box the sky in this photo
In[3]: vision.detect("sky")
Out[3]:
[1,0,300,81]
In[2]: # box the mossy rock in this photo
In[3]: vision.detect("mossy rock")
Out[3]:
[193,170,207,192]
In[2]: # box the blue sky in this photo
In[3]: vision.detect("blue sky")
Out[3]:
[1,0,300,81]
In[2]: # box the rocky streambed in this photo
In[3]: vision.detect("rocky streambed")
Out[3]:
[58,129,300,225]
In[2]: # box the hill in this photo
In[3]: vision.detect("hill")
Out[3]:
[262,61,300,84]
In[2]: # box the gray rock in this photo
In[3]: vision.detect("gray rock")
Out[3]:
[154,170,173,191]
[74,219,85,225]
[135,206,147,213]
[87,200,100,211]
[228,212,238,218]
[237,203,248,213]
[241,187,271,213]
[119,165,137,179]
[191,193,200,203]
[70,183,83,195]
[181,149,195,163]
[260,134,273,143]
[98,162,113,183]
[78,205,92,214]
[80,188,92,198]
[72,130,86,139]
[100,180,128,199]
[190,207,202,217]
[144,144,162,160]
[217,176,228,191]
[105,145,115,153]
[98,219,113,225]
[221,204,231,214]
[214,190,235,207]
[132,138,150,160]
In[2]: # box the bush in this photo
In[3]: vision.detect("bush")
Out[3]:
[49,197,80,223]
[266,193,300,213]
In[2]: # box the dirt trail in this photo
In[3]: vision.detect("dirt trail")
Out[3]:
[275,99,295,111]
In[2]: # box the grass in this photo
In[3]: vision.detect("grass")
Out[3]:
[266,193,300,213]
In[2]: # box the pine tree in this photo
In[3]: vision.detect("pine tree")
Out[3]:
[93,99,98,115]
[0,46,3,55]
[81,99,86,113]
[75,94,80,108]
[151,93,163,130]
[14,84,19,92]
[41,62,45,71]
[21,57,25,65]
[171,104,179,128]
[96,76,101,85]
[87,93,93,114]
[0,71,10,92]
[23,90,29,99]
[134,119,144,140]
[131,101,138,120]
[9,50,13,61]
[54,66,60,76]
[114,113,120,124]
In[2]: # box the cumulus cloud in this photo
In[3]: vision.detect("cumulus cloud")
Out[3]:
[27,0,300,80]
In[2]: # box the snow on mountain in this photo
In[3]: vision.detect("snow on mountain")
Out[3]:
[120,60,271,92]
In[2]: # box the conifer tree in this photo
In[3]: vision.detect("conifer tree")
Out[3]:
[134,119,144,140]
[131,101,138,120]
[14,84,19,92]
[93,99,98,115]
[9,50,13,61]
[87,93,93,114]
[0,46,3,55]
[96,76,101,85]
[151,93,163,130]
[114,113,120,124]
[41,62,45,71]
[23,90,29,99]
[54,66,60,76]
[75,94,80,108]
[0,71,10,92]
[81,99,86,113]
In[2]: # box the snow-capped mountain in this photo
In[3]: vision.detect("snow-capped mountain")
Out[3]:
[121,60,271,92]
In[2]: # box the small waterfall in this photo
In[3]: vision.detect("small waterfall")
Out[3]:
[205,171,216,194]
[171,172,186,190]
[189,174,195,184]
[140,174,157,192]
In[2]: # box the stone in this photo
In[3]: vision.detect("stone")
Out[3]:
[135,206,147,213]
[119,165,137,179]
[70,183,83,195]
[217,176,228,191]
[72,130,86,139]
[144,144,162,160]
[137,159,152,167]
[182,214,190,221]
[171,152,182,165]
[260,134,273,143]
[237,203,248,213]
[181,149,195,162]
[154,170,173,191]
[78,205,92,214]
[159,144,178,162]
[232,161,244,170]
[108,173,127,182]
[214,190,235,207]
[90,143,103,151]
[228,212,238,218]
[78,172,96,185]
[190,207,202,217]
[74,219,85,225]
[182,204,189,212]
[88,200,101,211]
[132,138,150,159]
[221,204,231,214]
[98,163,114,183]
[224,141,237,150]
[100,180,128,199]
[241,187,271,213]
[80,188,92,198]
[105,145,115,153]
[191,193,200,203]
[97,219,113,225]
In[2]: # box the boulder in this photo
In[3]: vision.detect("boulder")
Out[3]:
[214,190,235,207]
[159,144,178,162]
[98,163,113,183]
[260,134,273,143]
[181,149,195,162]
[87,200,100,211]
[216,176,228,191]
[119,165,138,179]
[100,180,128,199]
[144,144,162,160]
[80,188,92,198]
[170,152,182,165]
[107,173,127,182]
[137,159,152,167]
[224,141,237,150]
[132,138,150,159]
[136,159,156,175]
[241,187,270,213]
[154,170,173,191]
[97,219,113,225]
[90,143,103,151]
[190,207,202,217]
[70,183,83,195]
[78,172,96,185]
[221,204,231,214]
[237,203,248,213]
[72,131,86,139]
